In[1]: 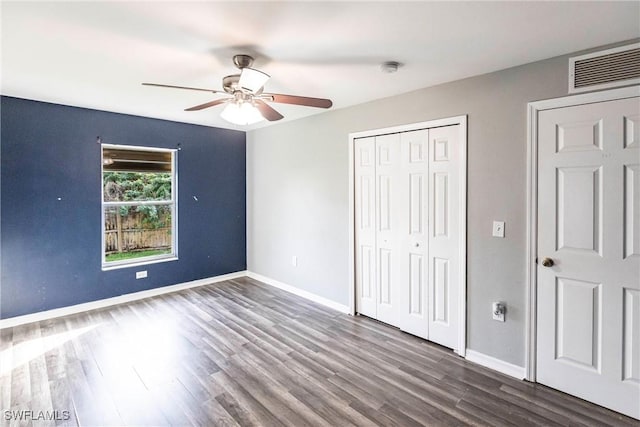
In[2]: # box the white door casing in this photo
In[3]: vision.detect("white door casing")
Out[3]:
[535,95,640,419]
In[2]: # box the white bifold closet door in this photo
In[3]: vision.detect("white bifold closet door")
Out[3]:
[355,125,460,350]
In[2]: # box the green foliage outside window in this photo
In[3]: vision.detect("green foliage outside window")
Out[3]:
[103,172,172,229]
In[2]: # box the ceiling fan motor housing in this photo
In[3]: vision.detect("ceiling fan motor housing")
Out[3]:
[222,74,241,93]
[233,54,254,69]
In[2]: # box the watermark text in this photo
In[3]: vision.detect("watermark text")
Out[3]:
[3,409,71,421]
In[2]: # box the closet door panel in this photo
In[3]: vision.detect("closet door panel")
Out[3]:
[355,137,377,317]
[428,125,460,349]
[397,129,430,339]
[375,133,401,325]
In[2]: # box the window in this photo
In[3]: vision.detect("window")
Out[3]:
[102,145,177,269]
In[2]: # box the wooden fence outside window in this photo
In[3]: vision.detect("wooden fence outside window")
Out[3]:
[104,211,171,254]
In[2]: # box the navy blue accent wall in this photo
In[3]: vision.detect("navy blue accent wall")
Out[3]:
[1,96,246,318]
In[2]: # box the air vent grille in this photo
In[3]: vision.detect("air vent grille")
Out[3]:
[569,43,640,93]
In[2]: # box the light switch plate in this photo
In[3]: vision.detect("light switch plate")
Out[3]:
[492,302,506,322]
[492,221,505,238]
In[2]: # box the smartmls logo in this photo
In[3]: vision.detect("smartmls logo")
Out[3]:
[3,410,71,421]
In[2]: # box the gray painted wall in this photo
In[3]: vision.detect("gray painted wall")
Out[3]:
[247,42,634,366]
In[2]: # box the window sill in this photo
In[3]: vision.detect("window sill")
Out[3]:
[102,255,178,271]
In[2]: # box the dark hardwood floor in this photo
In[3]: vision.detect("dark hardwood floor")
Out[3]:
[1,277,636,426]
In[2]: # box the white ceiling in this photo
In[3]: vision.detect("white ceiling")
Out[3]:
[2,1,639,131]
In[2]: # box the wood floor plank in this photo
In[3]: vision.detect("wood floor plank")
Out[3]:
[202,397,241,427]
[286,385,363,427]
[455,399,520,427]
[66,359,121,426]
[230,348,334,427]
[498,383,635,427]
[210,369,285,426]
[214,391,262,427]
[147,379,196,426]
[348,400,400,427]
[47,377,79,427]
[28,334,51,402]
[1,278,636,426]
[378,403,425,427]
[224,360,314,427]
[240,343,368,426]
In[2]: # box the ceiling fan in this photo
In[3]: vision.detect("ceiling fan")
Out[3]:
[142,54,333,125]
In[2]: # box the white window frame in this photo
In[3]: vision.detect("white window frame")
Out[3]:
[101,144,178,270]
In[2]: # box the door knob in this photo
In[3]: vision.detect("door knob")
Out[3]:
[541,257,554,267]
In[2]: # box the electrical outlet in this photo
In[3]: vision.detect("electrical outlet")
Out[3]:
[136,270,147,279]
[292,256,297,267]
[492,302,506,322]
[492,221,505,238]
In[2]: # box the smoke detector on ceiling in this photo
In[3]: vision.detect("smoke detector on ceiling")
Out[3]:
[381,61,401,73]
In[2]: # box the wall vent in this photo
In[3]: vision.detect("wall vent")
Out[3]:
[569,43,640,93]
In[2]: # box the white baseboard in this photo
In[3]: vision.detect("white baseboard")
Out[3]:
[246,271,350,314]
[0,270,248,329]
[465,349,526,380]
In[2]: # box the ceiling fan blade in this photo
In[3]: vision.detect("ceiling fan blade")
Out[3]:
[262,93,332,109]
[254,100,284,121]
[142,83,221,94]
[184,98,229,111]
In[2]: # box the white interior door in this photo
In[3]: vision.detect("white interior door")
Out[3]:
[375,133,401,326]
[397,129,430,339]
[427,125,460,349]
[536,96,640,419]
[355,137,377,318]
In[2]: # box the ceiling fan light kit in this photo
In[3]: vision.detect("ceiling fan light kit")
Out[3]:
[143,54,333,126]
[238,68,270,93]
[221,101,264,125]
